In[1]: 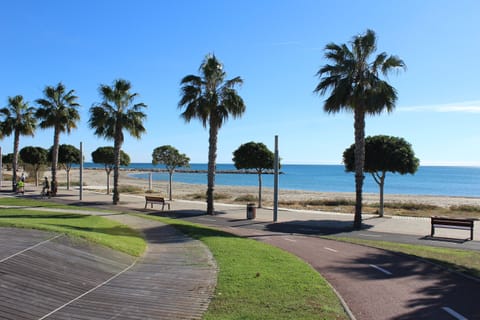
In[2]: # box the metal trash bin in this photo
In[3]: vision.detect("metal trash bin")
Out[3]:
[246,203,256,219]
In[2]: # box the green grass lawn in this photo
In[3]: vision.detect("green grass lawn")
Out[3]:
[141,215,348,320]
[326,236,480,278]
[0,197,146,256]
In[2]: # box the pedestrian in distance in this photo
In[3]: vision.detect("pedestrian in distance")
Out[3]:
[17,179,25,194]
[41,177,50,198]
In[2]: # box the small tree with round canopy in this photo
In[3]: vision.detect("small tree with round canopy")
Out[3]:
[343,135,419,216]
[233,142,275,208]
[19,146,48,186]
[2,153,15,171]
[91,146,130,195]
[49,144,81,190]
[152,145,190,200]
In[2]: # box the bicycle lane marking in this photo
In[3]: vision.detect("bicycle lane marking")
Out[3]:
[441,307,468,320]
[0,234,62,263]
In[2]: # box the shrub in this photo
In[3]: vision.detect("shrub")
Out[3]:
[450,205,480,213]
[380,202,439,211]
[235,194,258,202]
[304,199,355,206]
[117,185,144,193]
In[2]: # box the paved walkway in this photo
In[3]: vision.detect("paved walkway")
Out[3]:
[47,187,480,249]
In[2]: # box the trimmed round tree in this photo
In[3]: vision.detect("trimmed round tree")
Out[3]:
[233,142,275,208]
[152,145,190,200]
[49,144,81,190]
[19,146,48,187]
[92,146,130,195]
[343,135,419,216]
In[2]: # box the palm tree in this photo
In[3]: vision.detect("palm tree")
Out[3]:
[89,79,147,204]
[179,54,246,215]
[314,29,405,229]
[36,83,80,196]
[0,95,36,191]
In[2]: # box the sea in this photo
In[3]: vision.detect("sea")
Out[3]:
[81,163,480,198]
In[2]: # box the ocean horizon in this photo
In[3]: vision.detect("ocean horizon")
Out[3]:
[80,163,480,198]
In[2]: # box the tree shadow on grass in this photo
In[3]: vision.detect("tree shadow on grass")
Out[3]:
[52,223,142,237]
[0,213,85,219]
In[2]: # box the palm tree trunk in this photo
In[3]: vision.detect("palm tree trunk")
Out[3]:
[207,119,218,215]
[12,130,20,192]
[257,171,262,208]
[353,108,366,230]
[51,127,60,196]
[113,137,121,204]
[106,171,111,194]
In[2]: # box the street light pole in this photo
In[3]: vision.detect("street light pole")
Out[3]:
[273,135,279,222]
[79,142,83,200]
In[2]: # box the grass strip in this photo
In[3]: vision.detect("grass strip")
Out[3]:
[0,196,111,211]
[141,215,348,320]
[0,198,145,256]
[326,236,480,278]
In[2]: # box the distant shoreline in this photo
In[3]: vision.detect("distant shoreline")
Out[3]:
[85,167,278,175]
[59,168,480,209]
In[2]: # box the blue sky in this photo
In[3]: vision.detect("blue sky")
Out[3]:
[1,0,479,165]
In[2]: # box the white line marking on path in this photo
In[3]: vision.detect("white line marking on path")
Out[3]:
[359,233,382,237]
[0,234,62,263]
[442,307,468,320]
[324,247,338,253]
[284,238,296,242]
[198,218,217,222]
[38,257,139,320]
[369,264,393,275]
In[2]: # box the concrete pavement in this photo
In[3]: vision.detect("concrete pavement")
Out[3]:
[42,186,480,251]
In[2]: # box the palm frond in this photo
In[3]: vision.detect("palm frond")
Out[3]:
[180,75,202,86]
[382,55,406,75]
[90,79,147,142]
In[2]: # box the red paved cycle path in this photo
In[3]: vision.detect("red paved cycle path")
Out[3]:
[218,226,479,320]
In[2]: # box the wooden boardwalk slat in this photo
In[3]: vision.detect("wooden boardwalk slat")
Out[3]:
[0,228,135,319]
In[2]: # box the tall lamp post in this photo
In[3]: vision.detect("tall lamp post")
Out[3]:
[273,135,279,222]
[79,142,83,200]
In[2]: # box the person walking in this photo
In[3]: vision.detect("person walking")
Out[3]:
[42,177,50,198]
[17,179,24,194]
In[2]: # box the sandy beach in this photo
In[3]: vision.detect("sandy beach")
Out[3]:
[46,168,480,209]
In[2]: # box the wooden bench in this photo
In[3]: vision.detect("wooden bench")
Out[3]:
[431,216,474,240]
[145,196,170,211]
